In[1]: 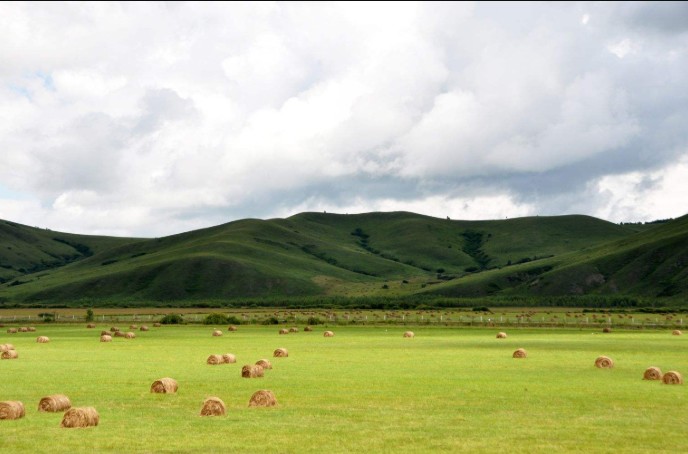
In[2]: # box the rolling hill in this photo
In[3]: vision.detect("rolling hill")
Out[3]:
[0,211,683,306]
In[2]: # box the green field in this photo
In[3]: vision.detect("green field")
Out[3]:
[1,324,686,453]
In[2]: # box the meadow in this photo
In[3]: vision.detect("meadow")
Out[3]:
[0,323,686,453]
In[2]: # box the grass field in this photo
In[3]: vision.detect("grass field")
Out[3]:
[1,324,686,453]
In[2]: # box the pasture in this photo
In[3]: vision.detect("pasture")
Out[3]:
[1,324,685,453]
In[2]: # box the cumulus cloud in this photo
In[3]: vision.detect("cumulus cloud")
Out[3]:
[0,1,687,237]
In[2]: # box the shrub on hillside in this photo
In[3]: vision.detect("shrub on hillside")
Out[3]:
[203,313,229,325]
[307,316,324,325]
[226,315,242,325]
[159,314,184,325]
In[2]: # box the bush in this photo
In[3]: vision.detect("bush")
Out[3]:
[307,316,324,325]
[226,315,242,325]
[262,316,279,325]
[203,313,229,325]
[160,314,184,325]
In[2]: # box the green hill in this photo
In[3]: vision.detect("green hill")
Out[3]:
[0,211,680,306]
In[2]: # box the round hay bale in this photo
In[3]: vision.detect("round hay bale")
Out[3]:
[124,332,136,339]
[248,390,278,407]
[304,326,313,332]
[1,350,18,360]
[100,334,112,342]
[153,323,162,327]
[7,328,18,334]
[273,348,288,358]
[0,401,25,420]
[36,336,50,343]
[60,407,99,428]
[114,331,125,337]
[403,331,415,338]
[513,348,527,358]
[19,327,28,333]
[86,324,96,329]
[222,353,236,364]
[278,329,289,335]
[0,343,15,352]
[27,327,36,332]
[289,327,298,333]
[595,356,614,369]
[38,395,71,412]
[602,327,612,333]
[110,327,119,332]
[100,330,109,336]
[150,377,178,393]
[324,331,335,337]
[129,325,138,330]
[140,325,149,332]
[496,332,507,339]
[241,364,264,378]
[228,325,238,332]
[212,330,223,337]
[207,354,224,365]
[256,359,272,369]
[672,330,682,336]
[200,397,226,416]
[643,367,663,381]
[662,371,683,385]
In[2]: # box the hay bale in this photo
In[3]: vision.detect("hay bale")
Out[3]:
[129,325,138,330]
[1,350,18,359]
[207,354,224,365]
[403,331,415,338]
[672,330,682,336]
[86,324,96,329]
[153,323,161,327]
[643,367,663,381]
[241,364,264,378]
[513,348,527,358]
[140,325,149,332]
[19,327,28,332]
[200,397,226,416]
[36,336,50,343]
[256,359,272,370]
[279,329,289,335]
[289,327,298,333]
[150,377,178,393]
[304,326,313,332]
[595,356,614,369]
[0,344,15,352]
[38,395,71,412]
[124,332,136,339]
[662,371,683,385]
[248,390,278,407]
[114,331,125,337]
[100,334,112,342]
[27,327,36,332]
[602,327,612,333]
[324,331,334,337]
[273,348,288,358]
[60,407,99,428]
[222,353,236,364]
[7,328,17,334]
[0,401,25,420]
[496,332,507,339]
[110,327,119,332]
[228,325,238,331]
[212,330,223,337]
[100,330,109,336]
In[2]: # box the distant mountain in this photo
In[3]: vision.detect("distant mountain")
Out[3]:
[0,211,682,306]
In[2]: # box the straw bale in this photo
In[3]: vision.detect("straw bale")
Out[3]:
[0,344,14,352]
[124,332,136,339]
[1,350,18,359]
[100,334,112,342]
[248,390,277,407]
[212,330,223,337]
[324,331,334,337]
[200,397,226,416]
[403,331,414,338]
[672,330,682,336]
[60,407,99,428]
[207,354,224,365]
[595,356,614,369]
[228,325,238,331]
[643,367,662,381]
[273,348,288,358]
[241,364,264,378]
[256,359,272,370]
[140,325,149,332]
[38,395,71,412]
[662,371,683,385]
[150,378,178,393]
[0,401,25,420]
[279,329,289,335]
[222,353,236,364]
[512,348,527,358]
[36,336,50,343]
[86,324,96,329]
[496,332,507,339]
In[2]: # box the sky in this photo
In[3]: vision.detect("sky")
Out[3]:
[1,1,688,238]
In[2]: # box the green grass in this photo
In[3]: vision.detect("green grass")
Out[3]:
[1,324,686,452]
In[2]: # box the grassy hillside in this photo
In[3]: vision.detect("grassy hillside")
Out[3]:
[0,211,679,306]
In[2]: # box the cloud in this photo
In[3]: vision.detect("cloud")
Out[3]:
[0,2,687,237]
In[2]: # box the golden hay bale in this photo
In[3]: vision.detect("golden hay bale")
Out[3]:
[36,336,50,343]
[27,327,36,332]
[595,356,614,369]
[304,326,313,332]
[200,397,226,416]
[150,377,178,393]
[324,331,335,337]
[7,328,18,334]
[124,332,136,339]
[403,331,415,338]
[0,343,15,352]
[129,325,138,330]
[114,331,125,337]
[513,348,527,358]
[602,327,612,333]
[212,330,223,337]
[241,364,264,378]
[0,401,25,420]
[672,330,682,336]
[256,359,272,369]
[273,348,288,358]
[662,371,683,385]
[496,332,507,339]
[60,407,99,428]
[222,353,236,364]
[19,327,28,332]
[100,330,109,336]
[279,329,289,335]
[153,323,162,327]
[86,324,96,329]
[110,327,119,332]
[207,354,224,365]
[228,325,238,331]
[2,350,18,359]
[100,334,112,342]
[38,395,71,412]
[289,327,298,333]
[643,367,663,381]
[140,325,149,332]
[248,390,278,408]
